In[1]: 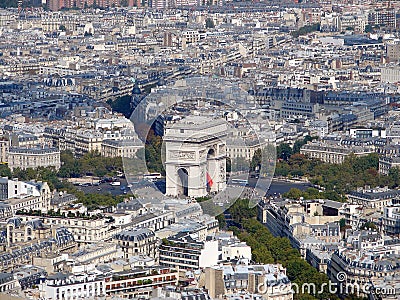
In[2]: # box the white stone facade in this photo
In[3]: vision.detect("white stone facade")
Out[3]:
[165,116,227,198]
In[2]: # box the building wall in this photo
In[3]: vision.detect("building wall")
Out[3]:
[7,149,61,171]
[381,66,400,83]
[41,278,105,300]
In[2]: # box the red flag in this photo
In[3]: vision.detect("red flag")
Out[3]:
[206,172,213,188]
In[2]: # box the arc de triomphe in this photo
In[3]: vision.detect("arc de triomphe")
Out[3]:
[164,116,227,198]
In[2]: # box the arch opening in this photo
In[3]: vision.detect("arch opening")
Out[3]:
[177,168,189,197]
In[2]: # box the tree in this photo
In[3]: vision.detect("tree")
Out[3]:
[293,140,305,154]
[231,156,249,172]
[339,218,346,231]
[57,150,123,179]
[250,148,262,171]
[275,152,391,201]
[216,214,226,229]
[0,0,18,8]
[361,221,377,231]
[205,18,215,29]
[106,95,132,118]
[388,167,400,187]
[293,135,316,154]
[365,24,373,33]
[59,25,66,31]
[145,130,164,174]
[277,143,293,160]
[228,198,257,224]
[226,157,231,173]
[283,188,304,200]
[291,23,320,38]
[0,164,12,178]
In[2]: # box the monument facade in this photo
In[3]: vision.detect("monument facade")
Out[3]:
[164,116,227,198]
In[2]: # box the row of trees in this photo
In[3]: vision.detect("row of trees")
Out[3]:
[58,150,123,178]
[291,23,321,38]
[276,152,400,200]
[145,130,165,174]
[0,152,126,210]
[283,187,345,202]
[0,149,124,188]
[0,0,17,7]
[276,135,317,161]
[225,199,364,300]
[106,95,132,118]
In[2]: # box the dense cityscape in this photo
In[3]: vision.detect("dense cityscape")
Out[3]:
[0,0,400,299]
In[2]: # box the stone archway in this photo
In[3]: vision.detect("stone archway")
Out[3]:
[165,116,227,198]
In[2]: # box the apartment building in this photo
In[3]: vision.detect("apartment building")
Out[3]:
[300,141,374,164]
[9,133,41,148]
[39,272,106,300]
[129,211,175,232]
[0,140,8,163]
[379,156,400,175]
[0,226,75,272]
[0,273,19,293]
[258,199,341,256]
[159,232,219,270]
[204,262,293,300]
[329,245,400,297]
[226,137,266,161]
[383,205,400,235]
[221,242,252,261]
[347,186,400,211]
[7,147,61,171]
[381,64,400,83]
[0,178,52,214]
[335,14,365,33]
[17,215,116,244]
[338,203,363,229]
[386,40,400,62]
[74,131,103,156]
[368,9,396,28]
[70,243,122,265]
[105,266,179,298]
[101,139,143,158]
[113,228,157,259]
[305,246,332,273]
